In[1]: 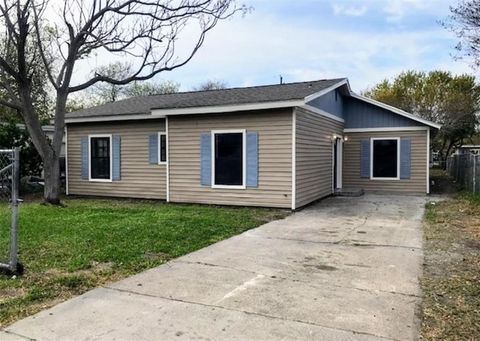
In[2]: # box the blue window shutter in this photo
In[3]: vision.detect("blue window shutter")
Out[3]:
[360,139,370,178]
[149,134,158,164]
[246,131,259,187]
[400,138,411,179]
[200,133,212,186]
[112,135,121,181]
[81,137,89,180]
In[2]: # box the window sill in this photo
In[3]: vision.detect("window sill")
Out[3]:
[369,177,400,181]
[211,185,246,190]
[88,178,113,183]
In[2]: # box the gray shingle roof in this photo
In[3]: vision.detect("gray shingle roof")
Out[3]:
[67,78,345,119]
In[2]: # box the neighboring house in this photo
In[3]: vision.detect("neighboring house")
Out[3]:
[64,78,440,210]
[455,145,480,155]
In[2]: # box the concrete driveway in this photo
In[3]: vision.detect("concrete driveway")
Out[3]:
[2,194,426,341]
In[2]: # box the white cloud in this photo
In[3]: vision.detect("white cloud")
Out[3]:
[382,0,447,23]
[165,9,469,91]
[332,4,368,17]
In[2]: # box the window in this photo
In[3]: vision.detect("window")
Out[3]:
[90,135,111,180]
[158,132,167,164]
[213,131,245,188]
[371,138,399,179]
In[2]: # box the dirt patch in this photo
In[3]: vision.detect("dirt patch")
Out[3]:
[421,196,480,340]
[429,169,461,195]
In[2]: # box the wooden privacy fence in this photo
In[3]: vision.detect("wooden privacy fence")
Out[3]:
[447,153,480,193]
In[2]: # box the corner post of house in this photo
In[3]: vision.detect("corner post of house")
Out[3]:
[65,125,69,196]
[426,127,430,194]
[291,108,296,211]
[166,116,170,202]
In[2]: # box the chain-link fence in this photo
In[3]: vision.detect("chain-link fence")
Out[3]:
[447,153,480,193]
[0,148,21,274]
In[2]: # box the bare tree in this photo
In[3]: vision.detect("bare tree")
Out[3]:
[444,0,480,68]
[0,0,244,204]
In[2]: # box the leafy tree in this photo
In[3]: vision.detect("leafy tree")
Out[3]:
[124,80,180,97]
[0,121,43,179]
[364,71,480,164]
[0,0,243,204]
[89,62,132,103]
[444,0,480,68]
[193,79,228,91]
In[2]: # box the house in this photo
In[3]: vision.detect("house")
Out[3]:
[64,78,440,210]
[455,145,480,155]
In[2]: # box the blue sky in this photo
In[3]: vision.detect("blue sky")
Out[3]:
[77,0,473,93]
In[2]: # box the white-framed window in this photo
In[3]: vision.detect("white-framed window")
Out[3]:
[370,137,400,180]
[211,129,246,189]
[89,134,112,182]
[158,132,167,164]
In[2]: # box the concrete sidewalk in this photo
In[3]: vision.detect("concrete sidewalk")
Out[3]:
[2,194,426,341]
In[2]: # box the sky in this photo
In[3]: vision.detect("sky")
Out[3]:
[75,0,473,93]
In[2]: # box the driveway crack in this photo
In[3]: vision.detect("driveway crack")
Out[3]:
[105,287,396,341]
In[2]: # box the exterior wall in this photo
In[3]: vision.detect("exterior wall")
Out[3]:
[295,107,344,208]
[168,109,293,208]
[306,89,344,120]
[345,97,419,128]
[343,130,428,193]
[67,120,167,199]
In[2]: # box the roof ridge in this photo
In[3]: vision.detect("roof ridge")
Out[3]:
[146,77,347,97]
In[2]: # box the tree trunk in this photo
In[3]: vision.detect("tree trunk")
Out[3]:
[43,153,61,205]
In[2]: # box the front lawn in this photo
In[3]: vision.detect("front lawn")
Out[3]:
[0,198,289,327]
[422,193,480,339]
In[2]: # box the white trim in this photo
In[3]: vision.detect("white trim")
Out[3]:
[331,141,335,193]
[304,78,349,102]
[66,114,159,123]
[349,93,441,129]
[291,110,296,210]
[65,125,69,195]
[88,134,113,182]
[336,139,343,189]
[152,100,305,117]
[426,127,430,194]
[300,104,345,123]
[157,132,167,165]
[211,129,247,190]
[370,137,400,181]
[166,117,170,202]
[344,127,427,133]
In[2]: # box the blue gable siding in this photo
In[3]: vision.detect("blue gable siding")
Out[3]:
[306,89,344,120]
[344,97,419,128]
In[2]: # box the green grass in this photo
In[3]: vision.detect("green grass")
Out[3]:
[0,198,289,327]
[421,193,480,340]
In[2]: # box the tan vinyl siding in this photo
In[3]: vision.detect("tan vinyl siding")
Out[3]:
[169,110,293,208]
[343,130,428,193]
[295,107,344,208]
[67,120,167,199]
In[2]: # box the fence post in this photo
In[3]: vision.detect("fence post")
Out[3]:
[473,154,476,193]
[9,147,20,271]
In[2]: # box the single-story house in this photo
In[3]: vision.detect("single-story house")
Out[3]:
[65,78,440,210]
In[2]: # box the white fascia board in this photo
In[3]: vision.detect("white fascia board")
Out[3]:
[304,78,350,103]
[65,114,159,124]
[349,93,441,129]
[344,127,427,133]
[300,104,345,123]
[152,100,304,117]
